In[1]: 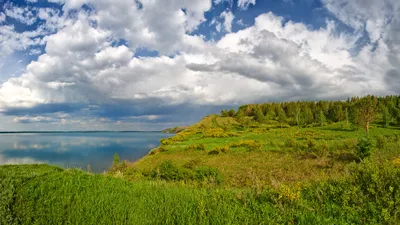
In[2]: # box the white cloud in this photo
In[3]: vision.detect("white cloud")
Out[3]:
[220,11,234,33]
[3,3,38,25]
[0,0,399,130]
[0,13,5,23]
[237,0,256,10]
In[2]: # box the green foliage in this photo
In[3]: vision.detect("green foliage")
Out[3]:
[285,137,297,148]
[202,128,239,138]
[229,140,263,151]
[376,136,387,149]
[194,166,224,184]
[150,161,194,181]
[113,153,120,165]
[185,144,206,151]
[356,138,373,160]
[183,159,201,170]
[2,162,400,224]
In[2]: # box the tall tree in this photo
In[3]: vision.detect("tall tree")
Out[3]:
[382,106,391,128]
[278,107,287,128]
[318,109,326,127]
[295,105,301,127]
[344,107,349,128]
[356,95,378,136]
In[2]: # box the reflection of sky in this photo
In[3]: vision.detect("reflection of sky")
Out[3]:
[0,132,171,172]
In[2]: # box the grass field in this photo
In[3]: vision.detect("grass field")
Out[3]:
[129,115,400,188]
[1,162,400,224]
[2,113,400,224]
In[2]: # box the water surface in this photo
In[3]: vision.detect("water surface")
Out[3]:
[0,132,171,172]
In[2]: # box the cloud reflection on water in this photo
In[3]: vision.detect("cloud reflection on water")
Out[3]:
[0,132,171,172]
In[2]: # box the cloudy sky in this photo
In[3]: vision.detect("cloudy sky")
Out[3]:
[0,0,399,131]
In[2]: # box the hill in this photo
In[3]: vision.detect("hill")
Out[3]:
[2,95,400,224]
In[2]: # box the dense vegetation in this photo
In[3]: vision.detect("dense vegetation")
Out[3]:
[2,95,400,224]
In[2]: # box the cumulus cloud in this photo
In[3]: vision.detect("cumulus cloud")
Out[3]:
[3,3,38,25]
[237,0,256,10]
[0,13,5,23]
[0,0,399,130]
[220,11,234,32]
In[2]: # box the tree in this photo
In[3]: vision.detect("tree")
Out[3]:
[295,105,301,127]
[382,106,391,128]
[278,107,287,128]
[335,104,344,122]
[253,107,265,123]
[318,109,326,127]
[238,116,253,129]
[356,95,378,137]
[303,107,314,124]
[344,107,349,128]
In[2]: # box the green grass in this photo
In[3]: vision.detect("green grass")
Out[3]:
[133,116,400,187]
[1,162,400,224]
[2,114,400,224]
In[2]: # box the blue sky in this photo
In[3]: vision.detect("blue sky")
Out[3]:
[0,0,399,131]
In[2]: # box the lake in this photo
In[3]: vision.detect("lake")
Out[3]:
[0,132,172,173]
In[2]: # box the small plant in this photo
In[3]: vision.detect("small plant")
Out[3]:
[113,153,120,165]
[194,166,224,184]
[285,138,296,148]
[185,144,206,151]
[208,149,220,155]
[376,136,387,149]
[343,138,357,150]
[150,161,194,181]
[183,159,201,169]
[355,138,373,160]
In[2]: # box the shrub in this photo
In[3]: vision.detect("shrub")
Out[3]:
[208,145,230,155]
[150,161,194,181]
[285,138,297,148]
[148,146,167,155]
[185,144,206,151]
[343,138,357,150]
[183,159,201,170]
[202,128,239,138]
[376,136,387,149]
[194,166,224,184]
[149,161,223,184]
[306,138,317,150]
[208,149,220,155]
[230,140,263,151]
[355,138,373,160]
[113,153,120,165]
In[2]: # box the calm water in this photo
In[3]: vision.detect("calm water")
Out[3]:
[0,132,171,172]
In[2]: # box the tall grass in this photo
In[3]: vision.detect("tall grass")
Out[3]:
[1,162,399,224]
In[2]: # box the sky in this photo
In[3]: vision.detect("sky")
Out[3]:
[0,0,399,131]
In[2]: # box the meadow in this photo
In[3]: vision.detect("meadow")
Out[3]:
[2,96,400,224]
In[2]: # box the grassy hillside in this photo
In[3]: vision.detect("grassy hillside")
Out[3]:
[130,114,400,187]
[2,95,400,224]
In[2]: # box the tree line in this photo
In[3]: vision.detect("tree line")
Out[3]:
[221,95,400,135]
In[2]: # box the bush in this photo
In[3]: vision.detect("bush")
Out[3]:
[230,140,263,151]
[150,161,194,181]
[355,138,373,160]
[194,166,224,184]
[376,136,387,149]
[202,128,239,138]
[149,161,223,185]
[185,144,206,151]
[343,138,357,150]
[285,138,297,148]
[148,146,167,155]
[208,149,221,155]
[183,159,201,170]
